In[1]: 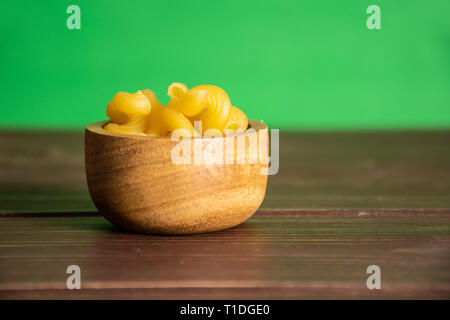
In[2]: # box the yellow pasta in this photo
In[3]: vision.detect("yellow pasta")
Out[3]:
[167,82,188,100]
[224,105,248,131]
[104,91,150,136]
[168,85,231,132]
[141,88,195,137]
[103,83,249,137]
[147,107,195,137]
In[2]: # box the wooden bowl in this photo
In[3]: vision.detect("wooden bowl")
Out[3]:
[85,120,269,235]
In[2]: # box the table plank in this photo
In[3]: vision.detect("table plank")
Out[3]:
[1,130,450,299]
[1,212,449,299]
[1,130,450,213]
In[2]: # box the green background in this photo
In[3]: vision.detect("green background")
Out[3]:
[1,0,449,130]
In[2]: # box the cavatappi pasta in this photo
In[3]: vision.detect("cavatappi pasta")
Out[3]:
[103,83,248,137]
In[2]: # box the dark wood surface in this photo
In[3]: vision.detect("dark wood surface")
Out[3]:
[0,130,450,299]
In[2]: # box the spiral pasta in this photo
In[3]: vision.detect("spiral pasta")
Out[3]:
[224,105,249,132]
[168,85,231,132]
[103,83,248,137]
[104,91,150,136]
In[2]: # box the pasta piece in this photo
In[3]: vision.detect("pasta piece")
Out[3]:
[104,91,151,135]
[146,107,195,137]
[224,106,248,131]
[103,83,247,138]
[168,85,231,132]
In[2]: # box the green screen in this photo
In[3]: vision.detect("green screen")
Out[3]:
[1,0,449,130]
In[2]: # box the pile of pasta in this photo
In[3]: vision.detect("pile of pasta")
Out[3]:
[104,83,248,137]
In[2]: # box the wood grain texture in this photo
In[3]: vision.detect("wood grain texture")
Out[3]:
[0,130,450,299]
[267,130,450,210]
[0,213,449,299]
[1,130,449,213]
[85,120,268,235]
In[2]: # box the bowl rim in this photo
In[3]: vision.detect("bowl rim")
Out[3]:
[86,119,267,140]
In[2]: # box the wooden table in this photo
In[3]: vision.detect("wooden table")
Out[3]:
[0,130,449,299]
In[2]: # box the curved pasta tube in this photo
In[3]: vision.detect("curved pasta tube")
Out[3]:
[169,85,231,132]
[142,89,163,113]
[104,117,147,136]
[104,91,151,135]
[224,106,248,131]
[113,91,151,115]
[106,101,128,125]
[146,107,195,137]
[142,88,194,137]
[104,84,247,138]
[167,82,188,100]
